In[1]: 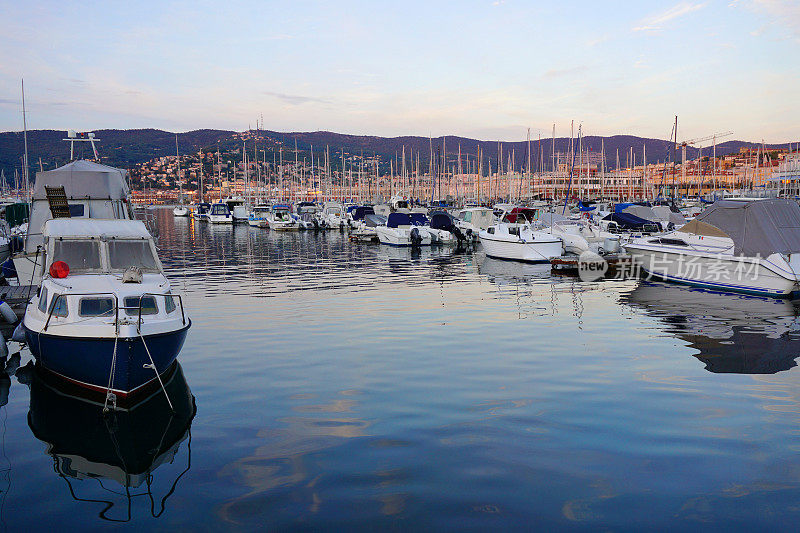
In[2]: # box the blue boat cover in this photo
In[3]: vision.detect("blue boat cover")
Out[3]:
[409,213,429,226]
[577,201,596,212]
[272,204,291,210]
[347,204,360,213]
[387,212,411,228]
[430,211,454,230]
[352,206,375,221]
[602,212,652,229]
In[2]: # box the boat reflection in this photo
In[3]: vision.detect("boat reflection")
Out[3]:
[27,362,196,522]
[478,255,553,286]
[621,281,800,374]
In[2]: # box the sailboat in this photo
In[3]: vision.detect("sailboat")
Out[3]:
[173,134,189,217]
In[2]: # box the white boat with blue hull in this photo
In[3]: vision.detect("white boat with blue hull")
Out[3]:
[22,219,190,402]
[624,199,800,298]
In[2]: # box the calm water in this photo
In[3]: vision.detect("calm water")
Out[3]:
[3,208,800,530]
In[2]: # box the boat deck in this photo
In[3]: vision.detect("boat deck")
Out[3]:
[0,285,36,321]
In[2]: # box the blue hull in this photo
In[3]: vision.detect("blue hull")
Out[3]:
[24,321,191,396]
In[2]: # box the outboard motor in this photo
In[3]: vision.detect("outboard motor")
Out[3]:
[410,227,422,247]
[449,224,466,243]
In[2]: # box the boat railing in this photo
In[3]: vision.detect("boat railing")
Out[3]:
[43,292,187,334]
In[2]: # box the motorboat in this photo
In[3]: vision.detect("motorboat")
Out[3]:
[267,204,299,231]
[426,211,464,245]
[319,201,346,229]
[28,362,195,517]
[546,219,621,255]
[12,160,135,286]
[350,213,385,243]
[22,219,191,401]
[192,202,211,221]
[248,205,270,228]
[207,202,233,224]
[455,207,495,240]
[479,222,563,263]
[173,204,189,217]
[295,202,319,230]
[376,212,432,246]
[224,197,249,223]
[624,199,800,297]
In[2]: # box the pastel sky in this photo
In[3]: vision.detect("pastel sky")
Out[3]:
[1,0,798,143]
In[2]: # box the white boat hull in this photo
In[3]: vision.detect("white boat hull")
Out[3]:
[208,214,233,224]
[376,226,432,246]
[173,206,189,217]
[479,235,562,263]
[625,244,799,297]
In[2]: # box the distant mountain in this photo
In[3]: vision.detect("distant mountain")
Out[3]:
[0,127,786,179]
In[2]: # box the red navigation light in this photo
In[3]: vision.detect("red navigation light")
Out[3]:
[49,261,69,279]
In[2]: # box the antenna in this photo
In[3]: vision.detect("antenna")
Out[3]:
[63,130,101,161]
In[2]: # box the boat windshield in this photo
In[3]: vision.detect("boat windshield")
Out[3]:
[108,240,159,271]
[52,240,102,272]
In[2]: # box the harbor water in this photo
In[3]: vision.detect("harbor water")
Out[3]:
[3,208,800,530]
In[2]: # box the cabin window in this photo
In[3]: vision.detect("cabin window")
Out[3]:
[463,212,472,222]
[125,295,158,316]
[38,286,49,313]
[487,227,495,234]
[108,240,158,271]
[68,204,85,217]
[49,294,68,317]
[52,240,101,272]
[509,227,520,236]
[79,297,115,317]
[165,295,177,314]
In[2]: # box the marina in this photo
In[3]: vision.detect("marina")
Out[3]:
[0,206,797,528]
[1,1,799,528]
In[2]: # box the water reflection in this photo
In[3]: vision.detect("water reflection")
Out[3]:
[621,281,800,373]
[27,363,196,522]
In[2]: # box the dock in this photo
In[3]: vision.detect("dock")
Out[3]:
[550,253,637,279]
[0,285,35,321]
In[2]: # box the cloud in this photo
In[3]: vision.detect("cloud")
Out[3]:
[633,2,706,32]
[745,0,800,42]
[543,66,585,79]
[262,91,329,106]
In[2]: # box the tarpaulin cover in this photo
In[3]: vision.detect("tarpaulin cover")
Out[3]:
[696,199,800,257]
[409,213,428,226]
[387,213,411,228]
[602,212,654,230]
[364,214,386,227]
[352,206,374,221]
[430,212,455,230]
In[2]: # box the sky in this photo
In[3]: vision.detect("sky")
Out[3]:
[1,0,798,143]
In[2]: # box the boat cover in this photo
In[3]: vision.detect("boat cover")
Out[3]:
[652,206,686,225]
[32,160,129,201]
[363,214,386,228]
[696,199,800,257]
[622,205,660,222]
[43,219,151,239]
[352,206,374,221]
[602,212,654,230]
[387,213,411,228]
[409,213,429,226]
[430,212,455,230]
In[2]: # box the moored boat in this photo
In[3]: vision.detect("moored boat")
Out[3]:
[479,222,563,263]
[22,219,191,402]
[624,199,800,297]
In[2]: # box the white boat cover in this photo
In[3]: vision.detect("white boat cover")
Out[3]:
[696,199,800,257]
[651,206,686,225]
[32,160,129,200]
[43,219,151,240]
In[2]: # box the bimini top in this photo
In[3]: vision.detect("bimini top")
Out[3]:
[32,160,129,201]
[43,219,152,240]
[387,212,412,228]
[695,199,800,257]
